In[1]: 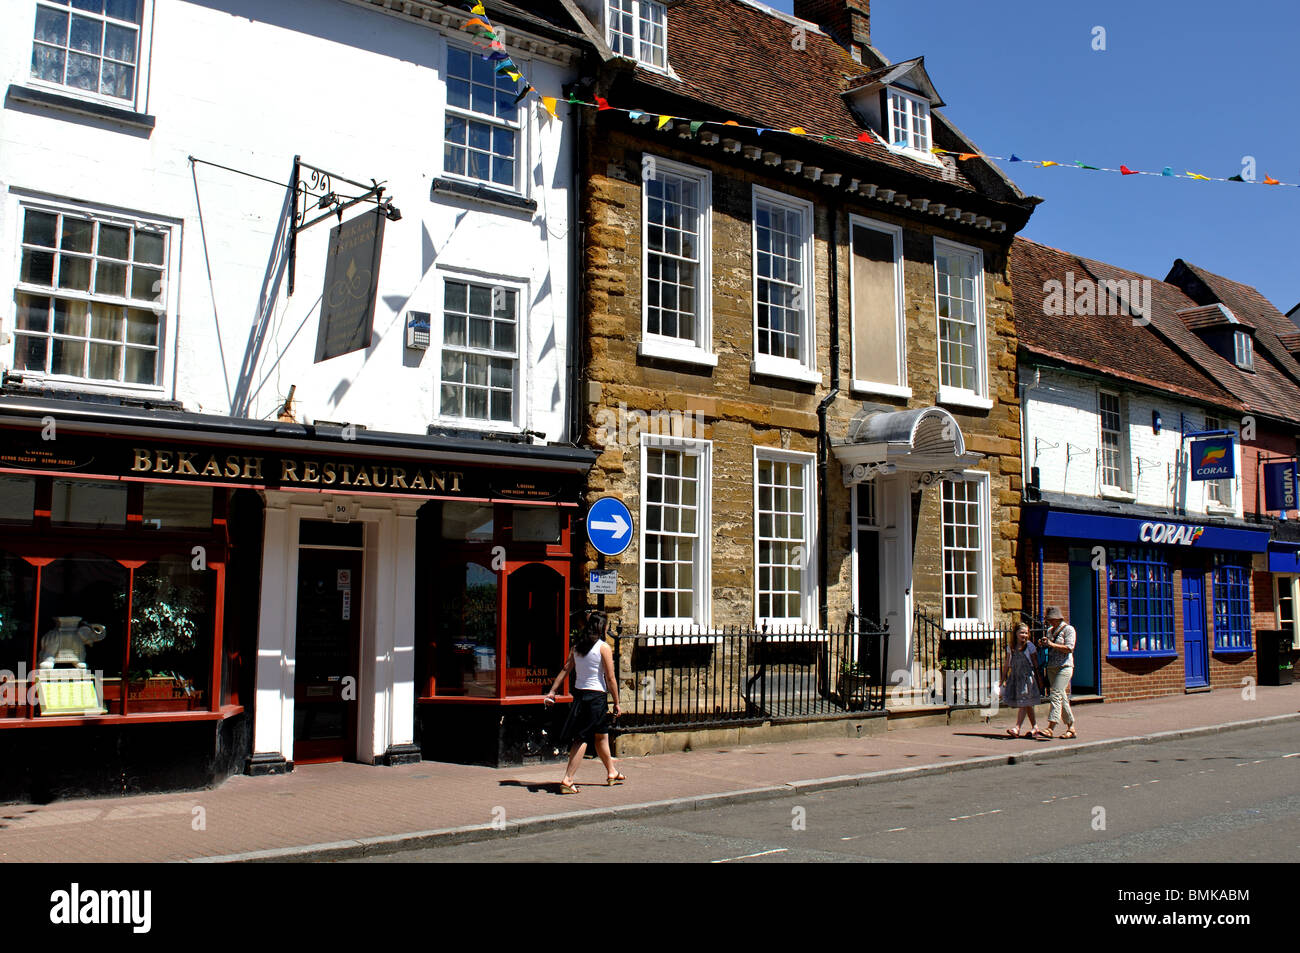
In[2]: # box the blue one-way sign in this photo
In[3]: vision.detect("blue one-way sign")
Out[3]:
[587,496,633,557]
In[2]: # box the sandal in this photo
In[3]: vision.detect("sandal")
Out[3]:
[559,782,580,794]
[606,773,627,786]
[1061,729,1077,739]
[1005,728,1021,737]
[1034,729,1052,739]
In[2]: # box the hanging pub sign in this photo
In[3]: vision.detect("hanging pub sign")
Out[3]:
[1190,435,1234,481]
[1264,460,1299,511]
[314,208,386,363]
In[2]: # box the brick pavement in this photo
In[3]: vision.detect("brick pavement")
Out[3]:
[1,684,1295,862]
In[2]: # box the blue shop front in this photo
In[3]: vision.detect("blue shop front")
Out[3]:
[1023,503,1269,702]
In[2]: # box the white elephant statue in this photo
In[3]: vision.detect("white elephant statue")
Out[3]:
[38,616,107,669]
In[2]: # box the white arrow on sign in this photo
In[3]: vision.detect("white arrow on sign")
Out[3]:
[590,513,630,539]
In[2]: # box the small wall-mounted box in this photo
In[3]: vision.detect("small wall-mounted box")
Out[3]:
[406,311,431,349]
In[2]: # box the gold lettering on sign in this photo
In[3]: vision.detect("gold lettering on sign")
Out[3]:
[449,471,463,492]
[340,463,355,485]
[176,451,198,476]
[243,457,263,480]
[391,467,408,489]
[410,472,427,490]
[353,468,371,488]
[224,456,241,478]
[431,471,446,492]
[302,462,319,484]
[133,449,152,472]
[154,450,173,473]
[322,463,336,485]
[201,456,222,477]
[371,466,388,488]
[282,461,298,482]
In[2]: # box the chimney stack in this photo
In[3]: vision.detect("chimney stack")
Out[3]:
[792,0,870,60]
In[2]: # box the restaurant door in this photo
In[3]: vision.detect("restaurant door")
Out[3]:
[293,545,363,763]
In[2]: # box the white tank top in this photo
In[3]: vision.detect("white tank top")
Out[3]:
[574,642,607,691]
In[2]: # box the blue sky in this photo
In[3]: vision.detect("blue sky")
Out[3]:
[765,0,1300,313]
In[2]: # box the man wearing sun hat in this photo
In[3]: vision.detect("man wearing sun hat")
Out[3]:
[1039,606,1078,739]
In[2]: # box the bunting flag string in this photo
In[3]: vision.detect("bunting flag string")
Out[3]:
[455,8,1295,188]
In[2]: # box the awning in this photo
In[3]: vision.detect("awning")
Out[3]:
[1267,541,1300,573]
[1023,505,1270,553]
[832,406,983,486]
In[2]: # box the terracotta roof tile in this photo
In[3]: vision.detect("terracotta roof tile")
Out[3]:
[615,0,1023,202]
[1010,238,1240,410]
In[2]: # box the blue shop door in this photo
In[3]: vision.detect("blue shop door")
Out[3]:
[1182,574,1208,689]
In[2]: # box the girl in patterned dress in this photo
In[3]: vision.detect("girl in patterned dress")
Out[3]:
[1000,623,1045,738]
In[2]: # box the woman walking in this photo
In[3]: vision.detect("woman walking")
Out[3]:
[544,610,624,794]
[1039,606,1078,739]
[999,622,1045,738]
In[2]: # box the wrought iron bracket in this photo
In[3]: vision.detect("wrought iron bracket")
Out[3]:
[287,155,394,296]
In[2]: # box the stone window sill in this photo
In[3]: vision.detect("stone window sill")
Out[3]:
[430,177,536,213]
[5,84,155,132]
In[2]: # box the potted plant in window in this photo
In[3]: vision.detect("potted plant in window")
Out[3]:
[116,573,206,711]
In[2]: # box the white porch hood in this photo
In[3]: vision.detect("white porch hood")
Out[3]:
[833,406,984,486]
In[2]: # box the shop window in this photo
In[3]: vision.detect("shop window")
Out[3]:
[141,485,212,530]
[0,476,37,523]
[38,552,129,712]
[441,502,494,542]
[0,552,38,715]
[123,554,213,710]
[51,479,126,528]
[504,563,564,695]
[0,474,228,720]
[1277,576,1300,651]
[1212,558,1251,651]
[433,561,499,697]
[1107,547,1175,655]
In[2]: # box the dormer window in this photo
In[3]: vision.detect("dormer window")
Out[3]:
[1234,330,1254,370]
[842,58,944,167]
[888,87,930,155]
[607,0,667,71]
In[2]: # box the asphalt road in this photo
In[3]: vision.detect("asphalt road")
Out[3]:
[348,722,1300,863]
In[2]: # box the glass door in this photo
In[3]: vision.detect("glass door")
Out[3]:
[293,546,362,763]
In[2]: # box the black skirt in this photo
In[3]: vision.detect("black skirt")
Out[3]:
[559,689,612,746]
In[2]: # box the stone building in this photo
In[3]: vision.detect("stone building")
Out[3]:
[567,0,1038,689]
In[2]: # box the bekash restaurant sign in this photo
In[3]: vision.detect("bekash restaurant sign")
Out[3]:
[0,435,567,502]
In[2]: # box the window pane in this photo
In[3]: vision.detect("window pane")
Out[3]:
[51,479,127,528]
[59,253,91,291]
[88,341,120,379]
[130,265,162,301]
[65,51,98,90]
[103,22,136,62]
[95,260,127,296]
[127,554,213,711]
[0,476,37,523]
[51,338,85,375]
[53,298,87,336]
[100,60,133,98]
[60,217,93,253]
[123,346,155,384]
[21,249,56,285]
[31,43,65,83]
[141,486,213,530]
[69,14,102,55]
[125,308,157,345]
[91,302,124,339]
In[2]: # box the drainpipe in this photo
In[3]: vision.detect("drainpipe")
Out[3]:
[817,202,841,630]
[567,86,587,446]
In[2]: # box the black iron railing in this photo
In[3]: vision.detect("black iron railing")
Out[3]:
[908,609,1048,709]
[612,619,889,732]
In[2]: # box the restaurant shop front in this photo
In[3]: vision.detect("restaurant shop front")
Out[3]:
[1023,502,1269,702]
[0,397,593,800]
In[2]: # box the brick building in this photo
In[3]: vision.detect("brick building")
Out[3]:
[1013,238,1299,702]
[567,0,1037,692]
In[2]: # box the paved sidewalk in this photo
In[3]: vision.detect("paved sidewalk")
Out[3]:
[2,685,1296,862]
